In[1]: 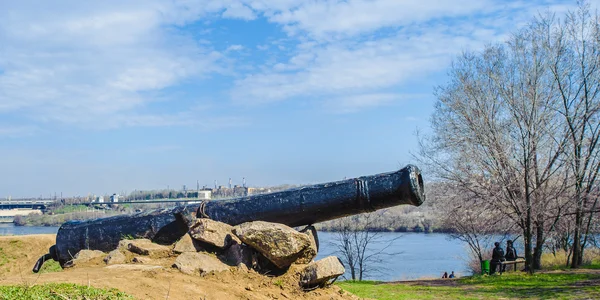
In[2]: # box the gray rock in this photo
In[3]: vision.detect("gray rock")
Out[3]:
[104,249,126,265]
[74,249,105,261]
[126,239,171,257]
[173,252,230,275]
[67,249,105,267]
[173,233,204,254]
[232,221,312,269]
[299,256,345,288]
[118,239,130,250]
[188,218,240,249]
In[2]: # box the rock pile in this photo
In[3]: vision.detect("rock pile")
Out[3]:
[67,218,345,290]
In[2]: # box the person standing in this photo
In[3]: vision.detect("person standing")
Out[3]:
[490,242,505,274]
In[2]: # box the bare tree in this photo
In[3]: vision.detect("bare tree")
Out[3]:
[542,2,600,268]
[419,7,573,273]
[433,181,512,265]
[330,212,400,281]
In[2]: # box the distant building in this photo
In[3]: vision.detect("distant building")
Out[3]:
[198,190,211,200]
[247,187,271,195]
[110,194,120,203]
[96,196,104,203]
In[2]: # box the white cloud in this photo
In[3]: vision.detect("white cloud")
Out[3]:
[231,29,484,104]
[0,1,238,129]
[0,0,585,126]
[229,0,580,112]
[323,93,402,114]
[226,44,245,51]
[263,0,493,39]
[222,2,256,20]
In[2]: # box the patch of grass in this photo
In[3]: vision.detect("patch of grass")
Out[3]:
[51,205,90,214]
[337,280,476,300]
[338,272,600,300]
[273,279,284,288]
[0,283,133,300]
[0,247,14,267]
[36,259,62,274]
[120,234,135,240]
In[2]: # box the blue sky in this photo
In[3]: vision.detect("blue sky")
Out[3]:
[0,0,587,198]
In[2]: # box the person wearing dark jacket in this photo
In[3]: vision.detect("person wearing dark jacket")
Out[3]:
[490,242,505,274]
[505,240,517,261]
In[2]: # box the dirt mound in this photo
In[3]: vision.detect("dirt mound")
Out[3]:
[0,235,358,300]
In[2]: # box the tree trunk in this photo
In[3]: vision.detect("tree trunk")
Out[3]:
[571,206,582,268]
[524,205,533,273]
[533,219,544,270]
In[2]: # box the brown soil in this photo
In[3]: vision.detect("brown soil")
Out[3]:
[0,235,358,300]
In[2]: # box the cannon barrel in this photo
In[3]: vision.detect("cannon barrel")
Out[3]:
[36,165,424,270]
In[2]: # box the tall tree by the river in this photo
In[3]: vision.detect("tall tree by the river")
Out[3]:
[418,6,580,273]
[540,2,600,268]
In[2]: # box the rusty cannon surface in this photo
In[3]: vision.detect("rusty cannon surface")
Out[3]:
[33,164,425,272]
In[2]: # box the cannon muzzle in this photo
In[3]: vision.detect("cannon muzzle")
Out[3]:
[35,165,425,270]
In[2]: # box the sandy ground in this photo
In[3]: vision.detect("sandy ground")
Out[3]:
[0,234,358,300]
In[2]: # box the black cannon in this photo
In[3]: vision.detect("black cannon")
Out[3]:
[33,165,425,271]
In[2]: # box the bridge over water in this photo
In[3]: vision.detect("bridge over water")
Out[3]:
[0,200,55,210]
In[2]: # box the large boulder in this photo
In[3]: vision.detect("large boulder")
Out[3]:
[74,249,105,261]
[232,221,313,269]
[188,218,240,249]
[104,249,126,265]
[299,256,345,288]
[126,239,171,257]
[64,249,105,268]
[173,233,204,254]
[173,252,230,275]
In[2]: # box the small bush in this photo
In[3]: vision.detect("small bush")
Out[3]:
[394,226,408,232]
[12,215,26,226]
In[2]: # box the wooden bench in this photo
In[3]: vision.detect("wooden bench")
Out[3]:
[499,258,526,273]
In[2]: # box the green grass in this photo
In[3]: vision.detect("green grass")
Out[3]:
[0,283,133,300]
[338,272,600,300]
[36,259,63,274]
[51,205,90,214]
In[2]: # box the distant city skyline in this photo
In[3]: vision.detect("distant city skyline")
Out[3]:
[0,0,585,198]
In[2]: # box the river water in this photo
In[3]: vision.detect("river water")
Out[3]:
[0,223,60,235]
[316,232,470,281]
[0,224,471,281]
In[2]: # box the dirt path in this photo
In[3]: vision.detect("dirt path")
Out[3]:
[0,235,357,300]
